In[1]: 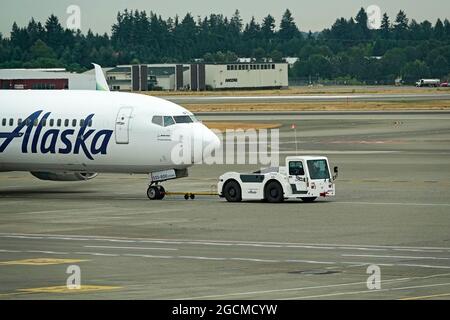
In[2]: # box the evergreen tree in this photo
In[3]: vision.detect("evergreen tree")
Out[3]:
[278,9,300,41]
[380,13,391,38]
[394,10,409,39]
[261,14,275,39]
[1,9,449,84]
[434,19,445,40]
[355,7,369,39]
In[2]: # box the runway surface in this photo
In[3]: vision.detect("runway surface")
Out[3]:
[164,93,450,104]
[1,110,450,299]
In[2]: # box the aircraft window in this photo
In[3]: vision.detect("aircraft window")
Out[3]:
[80,119,85,127]
[152,115,163,126]
[26,119,32,125]
[18,118,22,125]
[49,119,54,127]
[173,115,193,124]
[72,119,77,127]
[2,119,6,126]
[9,118,14,126]
[164,116,175,127]
[33,119,38,126]
[41,119,47,127]
[57,119,62,127]
[64,119,69,127]
[88,119,93,127]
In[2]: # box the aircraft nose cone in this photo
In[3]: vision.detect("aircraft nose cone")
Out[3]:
[186,123,221,164]
[203,126,221,151]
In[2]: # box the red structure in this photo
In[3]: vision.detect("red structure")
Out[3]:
[0,78,68,90]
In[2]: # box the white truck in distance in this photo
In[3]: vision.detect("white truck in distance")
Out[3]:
[218,156,338,203]
[416,79,441,87]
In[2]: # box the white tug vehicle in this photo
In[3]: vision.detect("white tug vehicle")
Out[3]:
[218,156,338,203]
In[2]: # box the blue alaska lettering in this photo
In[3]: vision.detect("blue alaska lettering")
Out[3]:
[0,110,113,160]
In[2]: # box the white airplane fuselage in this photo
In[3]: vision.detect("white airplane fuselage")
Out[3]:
[0,90,219,176]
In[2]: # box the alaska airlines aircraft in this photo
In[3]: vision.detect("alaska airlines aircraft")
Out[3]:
[0,65,220,200]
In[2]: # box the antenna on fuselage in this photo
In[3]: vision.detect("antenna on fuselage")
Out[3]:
[92,63,110,91]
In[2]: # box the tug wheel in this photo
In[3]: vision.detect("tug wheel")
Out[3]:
[223,180,242,202]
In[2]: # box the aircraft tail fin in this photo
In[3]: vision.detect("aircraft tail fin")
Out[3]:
[92,63,110,91]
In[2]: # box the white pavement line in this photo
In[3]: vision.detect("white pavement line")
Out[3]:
[84,245,178,251]
[339,247,388,252]
[1,232,449,252]
[271,150,400,155]
[284,282,450,300]
[178,278,412,300]
[340,261,450,270]
[1,235,43,240]
[47,237,92,241]
[343,254,450,260]
[181,242,233,246]
[392,248,443,253]
[0,249,22,253]
[26,250,68,255]
[230,257,280,263]
[75,252,120,257]
[286,245,335,250]
[179,256,227,261]
[124,254,174,259]
[285,259,336,265]
[118,251,340,264]
[337,201,450,207]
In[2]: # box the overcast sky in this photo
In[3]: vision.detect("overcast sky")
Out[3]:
[1,0,449,37]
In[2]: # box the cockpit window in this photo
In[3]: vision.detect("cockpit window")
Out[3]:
[152,115,163,126]
[152,115,196,127]
[173,115,193,123]
[164,116,175,126]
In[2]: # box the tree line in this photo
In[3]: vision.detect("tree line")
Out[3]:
[0,8,449,84]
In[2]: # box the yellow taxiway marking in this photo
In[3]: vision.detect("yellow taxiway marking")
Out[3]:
[400,292,450,300]
[17,285,121,294]
[0,258,87,266]
[0,292,31,298]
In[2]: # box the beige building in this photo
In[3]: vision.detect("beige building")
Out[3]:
[206,63,288,90]
[101,62,289,91]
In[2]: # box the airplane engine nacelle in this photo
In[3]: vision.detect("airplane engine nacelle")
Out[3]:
[30,171,98,181]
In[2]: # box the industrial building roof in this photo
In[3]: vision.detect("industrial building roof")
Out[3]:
[0,69,92,80]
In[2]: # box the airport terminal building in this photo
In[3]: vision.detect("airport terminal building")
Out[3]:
[104,62,289,91]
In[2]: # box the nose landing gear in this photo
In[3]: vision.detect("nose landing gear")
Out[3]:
[147,184,166,200]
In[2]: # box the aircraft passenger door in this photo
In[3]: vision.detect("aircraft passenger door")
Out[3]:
[115,107,133,144]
